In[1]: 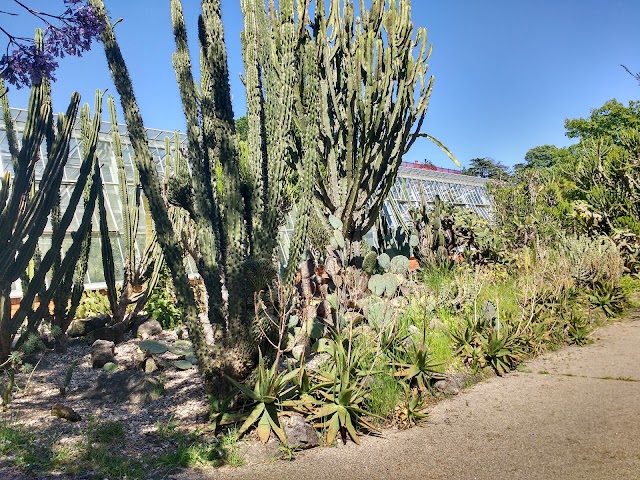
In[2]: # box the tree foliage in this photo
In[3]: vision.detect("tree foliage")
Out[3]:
[461,157,509,180]
[565,99,640,142]
[0,1,103,88]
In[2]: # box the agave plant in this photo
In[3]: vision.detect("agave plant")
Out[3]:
[588,282,625,318]
[483,321,525,376]
[208,390,244,434]
[450,316,487,369]
[307,334,380,445]
[396,389,429,428]
[391,324,445,392]
[226,351,299,445]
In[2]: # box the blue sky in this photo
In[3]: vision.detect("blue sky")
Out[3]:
[4,0,640,169]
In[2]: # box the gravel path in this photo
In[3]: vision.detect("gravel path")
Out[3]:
[176,311,640,480]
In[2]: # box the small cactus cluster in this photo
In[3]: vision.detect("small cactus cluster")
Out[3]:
[388,193,454,267]
[373,214,419,260]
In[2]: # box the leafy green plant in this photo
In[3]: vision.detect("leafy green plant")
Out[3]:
[75,290,111,319]
[227,350,299,445]
[146,288,181,329]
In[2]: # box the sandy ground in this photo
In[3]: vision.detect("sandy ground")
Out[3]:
[176,311,640,480]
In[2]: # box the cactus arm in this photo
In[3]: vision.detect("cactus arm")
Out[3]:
[198,0,247,320]
[239,0,265,255]
[0,82,20,165]
[0,172,9,213]
[283,35,321,283]
[0,77,49,241]
[0,98,79,279]
[108,96,133,279]
[8,90,103,323]
[96,157,119,321]
[171,0,223,302]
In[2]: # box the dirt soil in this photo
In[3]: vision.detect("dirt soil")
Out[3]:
[171,311,640,480]
[0,329,211,474]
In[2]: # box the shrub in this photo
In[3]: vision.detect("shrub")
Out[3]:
[559,235,624,286]
[146,288,181,329]
[75,290,111,319]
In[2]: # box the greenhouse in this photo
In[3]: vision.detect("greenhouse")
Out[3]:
[2,107,491,298]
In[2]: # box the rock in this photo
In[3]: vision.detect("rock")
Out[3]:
[434,373,467,396]
[237,440,280,465]
[282,414,320,450]
[85,322,127,345]
[137,319,163,339]
[51,403,81,422]
[91,340,115,368]
[143,357,158,373]
[67,314,110,337]
[130,314,151,335]
[81,371,164,405]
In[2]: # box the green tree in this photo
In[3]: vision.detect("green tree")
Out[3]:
[514,144,572,173]
[565,99,640,142]
[461,157,509,179]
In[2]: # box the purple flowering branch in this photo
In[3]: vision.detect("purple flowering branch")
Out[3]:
[0,0,104,89]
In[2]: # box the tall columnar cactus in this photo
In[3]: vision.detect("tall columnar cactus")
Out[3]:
[95,96,165,327]
[0,58,104,360]
[298,0,458,258]
[50,103,101,337]
[91,0,311,387]
[90,0,217,385]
